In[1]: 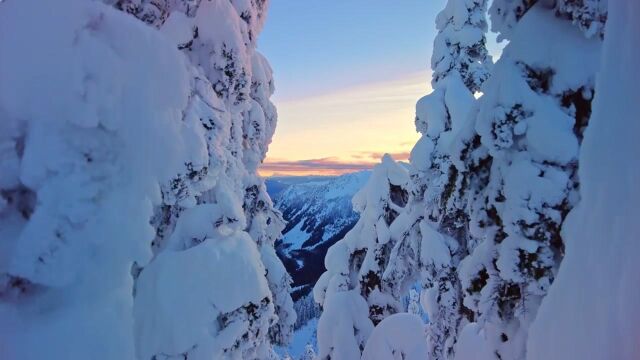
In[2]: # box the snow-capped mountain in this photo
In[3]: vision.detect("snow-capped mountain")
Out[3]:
[266,171,370,300]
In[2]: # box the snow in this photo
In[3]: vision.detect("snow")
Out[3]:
[527,2,640,359]
[0,0,193,357]
[275,318,318,360]
[0,0,293,358]
[453,323,494,360]
[524,101,579,164]
[274,170,370,254]
[160,11,195,47]
[1,0,632,359]
[134,233,271,359]
[410,135,435,172]
[361,313,428,360]
[415,88,447,139]
[419,221,453,268]
[316,290,374,360]
[281,221,312,255]
[312,155,413,358]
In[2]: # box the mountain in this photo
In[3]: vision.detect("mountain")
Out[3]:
[266,171,370,301]
[265,176,335,199]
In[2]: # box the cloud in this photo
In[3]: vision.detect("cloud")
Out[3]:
[352,151,410,162]
[260,152,410,176]
[260,157,372,176]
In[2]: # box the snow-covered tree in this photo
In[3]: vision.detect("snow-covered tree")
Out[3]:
[526,3,638,359]
[385,0,491,358]
[490,0,608,41]
[0,0,292,358]
[294,292,322,329]
[554,0,608,39]
[385,1,607,359]
[454,1,607,359]
[117,0,294,354]
[313,155,410,359]
[431,0,492,93]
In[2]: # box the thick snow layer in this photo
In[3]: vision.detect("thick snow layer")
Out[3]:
[527,2,640,359]
[410,135,435,172]
[361,313,428,360]
[316,290,374,360]
[134,233,271,359]
[419,221,454,269]
[453,323,495,360]
[0,1,193,358]
[0,0,293,358]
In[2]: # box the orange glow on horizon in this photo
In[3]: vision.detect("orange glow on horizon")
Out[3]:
[261,71,428,177]
[258,152,411,177]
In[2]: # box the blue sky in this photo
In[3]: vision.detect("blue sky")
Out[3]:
[257,1,502,176]
[259,1,447,101]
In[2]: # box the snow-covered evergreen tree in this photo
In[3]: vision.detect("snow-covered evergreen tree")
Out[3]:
[384,1,491,358]
[526,2,639,358]
[431,0,492,93]
[126,0,294,356]
[384,1,607,359]
[490,0,608,41]
[0,0,293,358]
[313,154,410,359]
[454,1,607,358]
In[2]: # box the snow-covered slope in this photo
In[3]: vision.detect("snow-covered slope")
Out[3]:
[267,171,370,299]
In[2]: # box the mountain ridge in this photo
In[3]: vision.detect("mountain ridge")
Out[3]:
[266,171,370,300]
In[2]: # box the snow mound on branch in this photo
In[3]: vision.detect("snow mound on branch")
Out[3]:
[453,323,494,360]
[361,313,428,360]
[316,290,374,360]
[134,233,271,359]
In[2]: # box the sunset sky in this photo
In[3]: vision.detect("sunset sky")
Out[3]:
[258,1,501,176]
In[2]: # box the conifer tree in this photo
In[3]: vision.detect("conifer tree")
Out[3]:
[314,155,410,359]
[388,0,491,358]
[0,0,293,358]
[117,0,295,356]
[455,1,607,358]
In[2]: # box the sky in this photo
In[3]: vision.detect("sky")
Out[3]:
[257,1,501,176]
